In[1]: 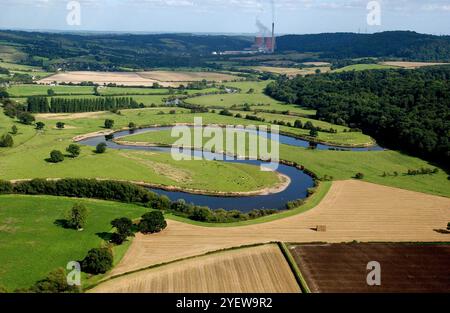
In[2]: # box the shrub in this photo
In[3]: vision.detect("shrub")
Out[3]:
[66,144,81,158]
[355,172,365,179]
[309,128,318,137]
[11,125,18,135]
[81,247,113,274]
[104,119,114,129]
[0,180,13,193]
[18,112,35,125]
[95,142,107,154]
[31,268,78,293]
[189,207,212,222]
[56,122,65,129]
[66,203,88,230]
[35,121,45,130]
[139,211,167,234]
[49,150,64,163]
[128,122,136,130]
[0,133,14,147]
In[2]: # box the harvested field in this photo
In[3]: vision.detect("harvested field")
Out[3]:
[302,62,331,66]
[380,61,448,68]
[38,71,177,87]
[36,111,108,120]
[111,180,450,276]
[137,71,239,82]
[38,71,239,87]
[91,244,300,293]
[290,243,450,293]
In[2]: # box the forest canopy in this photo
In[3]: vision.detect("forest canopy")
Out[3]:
[265,66,450,167]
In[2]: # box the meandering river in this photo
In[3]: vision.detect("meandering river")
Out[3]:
[78,127,383,212]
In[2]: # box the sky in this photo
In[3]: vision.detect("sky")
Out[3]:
[0,0,449,35]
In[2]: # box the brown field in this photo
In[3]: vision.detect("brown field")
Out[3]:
[91,244,300,293]
[290,243,450,293]
[380,61,448,69]
[38,71,239,87]
[302,62,331,66]
[111,180,450,276]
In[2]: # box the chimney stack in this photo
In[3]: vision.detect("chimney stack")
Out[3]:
[271,22,275,53]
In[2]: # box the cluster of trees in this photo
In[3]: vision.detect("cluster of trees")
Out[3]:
[276,31,450,61]
[406,168,439,176]
[0,178,290,223]
[177,102,209,113]
[47,144,82,163]
[26,96,139,113]
[266,66,450,167]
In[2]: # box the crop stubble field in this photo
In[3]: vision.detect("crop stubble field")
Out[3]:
[91,244,300,293]
[110,180,450,276]
[289,243,450,293]
[38,71,240,87]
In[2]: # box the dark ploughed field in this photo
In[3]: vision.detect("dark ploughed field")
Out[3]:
[290,243,450,293]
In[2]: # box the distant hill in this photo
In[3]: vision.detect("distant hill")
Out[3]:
[276,31,450,61]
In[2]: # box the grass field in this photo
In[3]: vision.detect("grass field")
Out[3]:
[7,85,95,97]
[0,195,149,291]
[110,180,450,275]
[91,244,300,293]
[0,109,281,194]
[380,61,449,69]
[243,66,330,76]
[333,64,396,72]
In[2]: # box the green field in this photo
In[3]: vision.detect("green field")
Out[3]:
[7,85,95,97]
[0,195,149,291]
[0,109,280,194]
[97,86,171,96]
[333,64,396,72]
[121,128,450,198]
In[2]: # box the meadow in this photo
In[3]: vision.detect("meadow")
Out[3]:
[0,195,149,291]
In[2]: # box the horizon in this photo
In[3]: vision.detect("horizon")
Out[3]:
[0,0,450,36]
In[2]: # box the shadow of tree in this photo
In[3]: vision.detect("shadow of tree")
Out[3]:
[96,232,113,241]
[433,229,450,234]
[54,219,70,229]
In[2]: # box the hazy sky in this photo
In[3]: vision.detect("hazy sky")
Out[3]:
[0,0,449,35]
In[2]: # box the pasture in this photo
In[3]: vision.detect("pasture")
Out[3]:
[91,244,300,293]
[333,64,396,72]
[7,85,95,97]
[0,195,148,291]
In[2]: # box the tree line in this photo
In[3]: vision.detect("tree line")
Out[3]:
[265,66,450,167]
[26,96,139,113]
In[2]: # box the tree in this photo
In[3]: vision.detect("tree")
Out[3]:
[95,142,107,154]
[66,203,88,230]
[47,89,55,96]
[294,120,303,129]
[447,222,450,231]
[111,217,135,245]
[309,128,318,137]
[49,150,64,163]
[138,211,167,234]
[355,172,365,180]
[56,122,65,129]
[35,121,45,130]
[31,268,78,293]
[0,133,14,147]
[11,125,18,135]
[81,247,113,274]
[66,144,81,158]
[18,112,35,125]
[104,119,114,129]
[128,122,136,130]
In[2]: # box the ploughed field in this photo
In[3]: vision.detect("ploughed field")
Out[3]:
[289,243,450,293]
[91,244,300,293]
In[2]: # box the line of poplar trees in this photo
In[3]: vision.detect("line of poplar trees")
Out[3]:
[27,96,139,113]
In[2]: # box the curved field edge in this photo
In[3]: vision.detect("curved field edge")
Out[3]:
[88,243,301,293]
